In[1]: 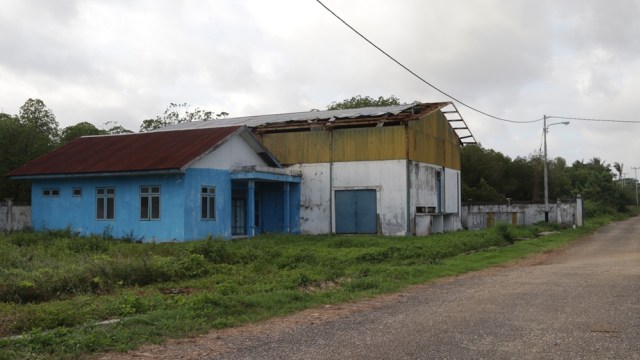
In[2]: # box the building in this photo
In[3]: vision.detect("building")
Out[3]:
[160,101,475,236]
[9,101,474,240]
[7,126,301,241]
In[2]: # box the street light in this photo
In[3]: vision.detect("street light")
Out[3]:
[632,166,639,206]
[543,115,570,222]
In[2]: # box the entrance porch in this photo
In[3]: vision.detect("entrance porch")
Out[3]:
[230,167,301,237]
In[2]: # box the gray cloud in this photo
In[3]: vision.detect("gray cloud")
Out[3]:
[0,0,639,170]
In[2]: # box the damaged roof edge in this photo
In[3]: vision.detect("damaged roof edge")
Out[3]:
[156,102,452,132]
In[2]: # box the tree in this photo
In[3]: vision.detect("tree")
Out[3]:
[18,98,60,145]
[461,144,515,201]
[61,121,134,144]
[0,113,52,203]
[327,95,402,110]
[613,162,623,179]
[459,145,633,213]
[102,121,134,135]
[1,99,63,202]
[462,178,505,202]
[61,122,104,143]
[140,103,228,132]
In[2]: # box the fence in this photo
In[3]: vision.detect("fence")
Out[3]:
[0,199,32,232]
[461,196,583,231]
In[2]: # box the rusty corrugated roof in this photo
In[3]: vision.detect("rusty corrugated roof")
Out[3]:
[7,126,243,178]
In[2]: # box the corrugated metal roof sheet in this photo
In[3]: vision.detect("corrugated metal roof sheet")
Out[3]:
[8,126,243,178]
[156,102,449,131]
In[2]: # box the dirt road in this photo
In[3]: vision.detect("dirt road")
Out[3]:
[103,217,640,359]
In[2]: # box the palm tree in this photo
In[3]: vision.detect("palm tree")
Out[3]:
[613,162,624,187]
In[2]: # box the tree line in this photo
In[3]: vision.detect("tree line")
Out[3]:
[1,96,389,202]
[461,144,636,215]
[2,96,637,214]
[1,99,228,203]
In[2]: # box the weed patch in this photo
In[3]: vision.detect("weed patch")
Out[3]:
[0,214,630,359]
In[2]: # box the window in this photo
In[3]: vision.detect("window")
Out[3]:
[140,186,160,220]
[96,187,115,220]
[43,188,60,197]
[72,188,82,197]
[201,186,216,220]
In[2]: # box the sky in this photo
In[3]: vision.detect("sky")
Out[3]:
[1,0,640,177]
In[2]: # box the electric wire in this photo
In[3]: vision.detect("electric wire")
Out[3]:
[315,1,640,126]
[315,0,543,124]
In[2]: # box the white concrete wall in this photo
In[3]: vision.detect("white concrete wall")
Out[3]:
[408,162,462,235]
[291,160,462,236]
[408,162,439,213]
[190,134,267,169]
[291,160,408,235]
[332,160,408,236]
[443,168,461,214]
[0,200,31,232]
[461,201,581,230]
[290,160,462,235]
[288,163,332,234]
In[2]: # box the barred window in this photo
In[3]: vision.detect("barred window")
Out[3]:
[140,186,160,220]
[96,187,115,220]
[201,186,216,220]
[43,188,60,197]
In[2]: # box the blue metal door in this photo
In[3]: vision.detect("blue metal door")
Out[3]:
[335,190,377,234]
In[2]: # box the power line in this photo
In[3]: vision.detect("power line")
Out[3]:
[314,0,542,124]
[547,115,640,124]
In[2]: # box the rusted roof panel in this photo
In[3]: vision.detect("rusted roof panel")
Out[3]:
[8,126,242,178]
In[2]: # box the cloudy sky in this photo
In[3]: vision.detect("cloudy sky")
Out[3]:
[1,0,640,176]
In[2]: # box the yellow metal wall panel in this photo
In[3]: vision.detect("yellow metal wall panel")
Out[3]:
[332,126,406,162]
[259,110,462,169]
[261,131,330,164]
[408,111,462,170]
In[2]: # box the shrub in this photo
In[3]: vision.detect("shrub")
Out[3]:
[191,238,234,263]
[494,223,515,244]
[66,236,110,254]
[176,254,210,279]
[8,232,42,247]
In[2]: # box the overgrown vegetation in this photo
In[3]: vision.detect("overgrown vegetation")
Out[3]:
[461,144,636,213]
[2,212,636,359]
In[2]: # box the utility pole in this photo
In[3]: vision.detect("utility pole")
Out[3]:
[543,115,549,222]
[543,115,570,223]
[632,166,639,206]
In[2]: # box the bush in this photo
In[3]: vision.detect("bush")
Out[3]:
[494,223,515,244]
[8,231,42,247]
[190,238,234,263]
[176,254,210,278]
[583,199,615,218]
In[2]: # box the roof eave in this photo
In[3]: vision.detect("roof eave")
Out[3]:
[8,169,184,180]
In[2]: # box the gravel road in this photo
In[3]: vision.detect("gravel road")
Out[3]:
[102,217,640,360]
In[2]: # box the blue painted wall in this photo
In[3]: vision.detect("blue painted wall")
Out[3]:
[260,182,301,234]
[30,169,300,241]
[31,174,187,241]
[183,168,232,240]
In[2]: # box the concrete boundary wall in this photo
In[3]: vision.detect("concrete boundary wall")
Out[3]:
[1,199,32,232]
[461,197,583,230]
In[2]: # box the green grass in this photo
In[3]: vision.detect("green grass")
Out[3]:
[0,211,636,359]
